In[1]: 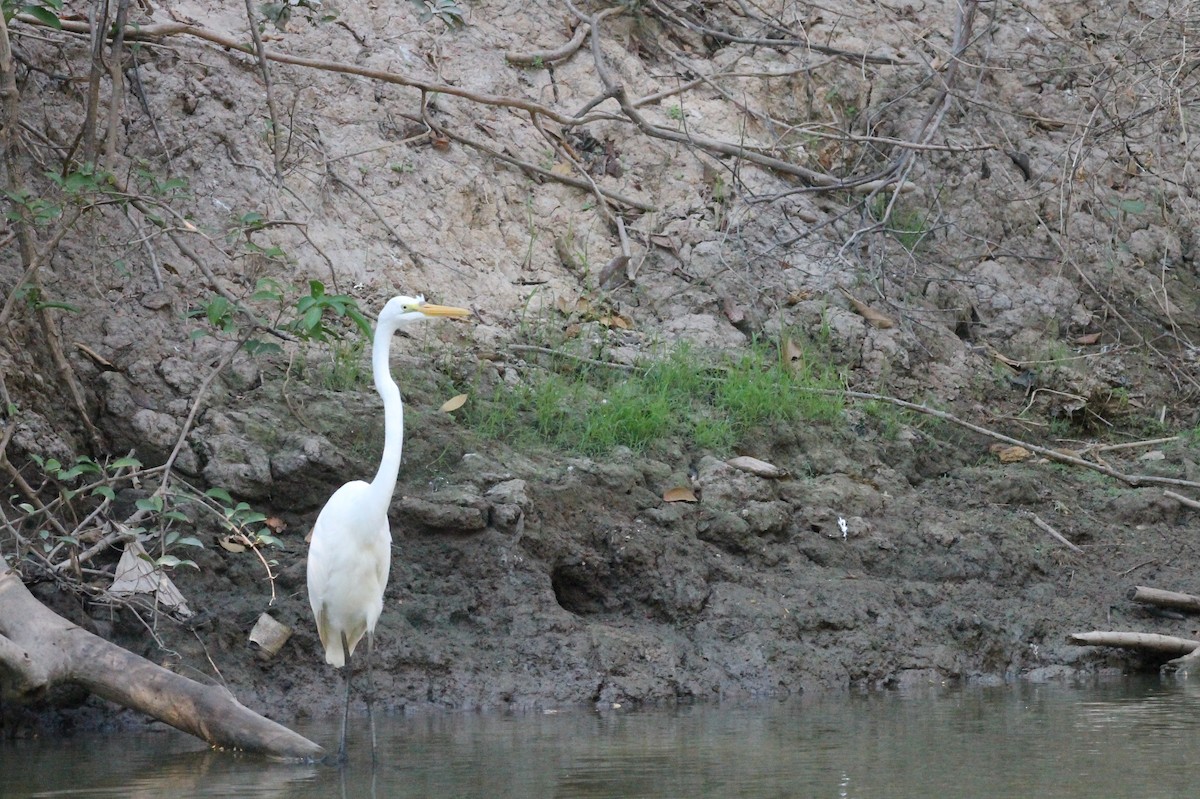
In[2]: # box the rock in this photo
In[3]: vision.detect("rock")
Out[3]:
[399,486,489,533]
[201,433,272,499]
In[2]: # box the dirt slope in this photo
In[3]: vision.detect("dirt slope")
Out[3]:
[3,0,1200,729]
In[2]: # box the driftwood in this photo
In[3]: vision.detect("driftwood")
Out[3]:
[1067,631,1200,656]
[0,560,322,759]
[1127,585,1200,614]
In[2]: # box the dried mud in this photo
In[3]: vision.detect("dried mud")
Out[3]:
[4,0,1200,734]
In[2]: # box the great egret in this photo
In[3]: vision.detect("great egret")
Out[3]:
[306,295,471,765]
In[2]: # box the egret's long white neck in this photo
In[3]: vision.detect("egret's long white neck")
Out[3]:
[368,318,404,510]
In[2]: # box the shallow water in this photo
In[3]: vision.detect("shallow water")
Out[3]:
[6,677,1200,798]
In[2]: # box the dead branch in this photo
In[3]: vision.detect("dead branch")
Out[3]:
[436,123,655,211]
[242,0,284,178]
[1127,585,1200,614]
[834,389,1200,492]
[1163,490,1200,510]
[0,559,322,758]
[506,25,590,67]
[1068,631,1200,656]
[1025,512,1083,554]
[646,0,903,66]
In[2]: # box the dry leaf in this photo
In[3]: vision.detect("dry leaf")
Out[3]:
[1139,450,1165,462]
[783,337,804,369]
[601,313,633,330]
[1074,332,1102,345]
[219,536,247,553]
[996,445,1032,463]
[840,288,895,329]
[440,393,469,412]
[650,234,679,252]
[249,613,292,659]
[786,289,814,305]
[110,540,193,617]
[663,486,698,503]
[556,294,575,315]
[265,516,287,534]
[721,296,745,326]
[550,162,574,176]
[727,456,789,478]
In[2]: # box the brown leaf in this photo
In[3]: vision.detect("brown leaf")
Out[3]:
[1074,332,1102,345]
[440,393,469,412]
[996,445,1032,463]
[650,234,679,252]
[219,536,247,553]
[840,288,895,329]
[786,289,813,305]
[783,338,804,369]
[663,486,698,503]
[264,516,287,534]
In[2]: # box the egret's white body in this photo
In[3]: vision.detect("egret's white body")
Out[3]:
[305,295,471,764]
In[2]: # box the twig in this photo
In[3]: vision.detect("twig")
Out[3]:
[833,388,1200,491]
[1025,512,1083,554]
[1163,490,1200,510]
[505,18,592,66]
[646,0,903,65]
[103,0,130,161]
[510,344,635,371]
[242,0,284,178]
[439,124,655,211]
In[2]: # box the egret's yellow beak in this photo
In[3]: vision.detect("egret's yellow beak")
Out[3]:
[418,303,472,319]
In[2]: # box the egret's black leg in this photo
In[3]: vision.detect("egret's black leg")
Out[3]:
[367,631,378,767]
[338,631,352,766]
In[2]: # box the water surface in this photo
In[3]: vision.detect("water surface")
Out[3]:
[6,677,1199,798]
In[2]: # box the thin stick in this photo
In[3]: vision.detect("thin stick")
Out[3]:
[242,0,284,178]
[1026,512,1084,554]
[1163,490,1200,510]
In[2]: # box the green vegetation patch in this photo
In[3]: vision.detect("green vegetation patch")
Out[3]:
[464,340,844,456]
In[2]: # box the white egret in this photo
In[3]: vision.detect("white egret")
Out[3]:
[306,295,471,765]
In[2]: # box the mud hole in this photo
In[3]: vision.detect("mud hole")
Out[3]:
[4,0,1200,732]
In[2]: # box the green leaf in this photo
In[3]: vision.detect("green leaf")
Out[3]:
[175,536,204,548]
[347,307,373,338]
[92,486,116,501]
[111,456,142,470]
[301,305,323,333]
[165,530,180,546]
[135,496,164,512]
[238,511,268,525]
[243,339,283,356]
[256,532,282,547]
[163,510,190,523]
[308,280,326,298]
[155,554,185,568]
[44,458,61,472]
[205,487,234,505]
[25,6,63,29]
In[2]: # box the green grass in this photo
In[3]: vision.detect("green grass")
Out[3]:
[463,339,844,457]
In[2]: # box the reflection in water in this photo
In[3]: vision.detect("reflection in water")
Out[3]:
[7,677,1199,799]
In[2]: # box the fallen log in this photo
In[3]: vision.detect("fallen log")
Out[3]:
[1068,631,1200,656]
[0,560,322,759]
[1127,585,1200,614]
